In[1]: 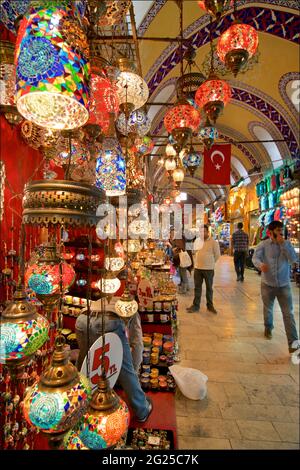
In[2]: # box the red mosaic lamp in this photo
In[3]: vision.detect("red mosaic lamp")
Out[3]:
[195,19,231,123]
[217,21,258,76]
[164,100,201,151]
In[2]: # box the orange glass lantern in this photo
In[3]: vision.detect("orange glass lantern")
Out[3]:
[88,72,119,135]
[217,22,259,76]
[195,74,231,123]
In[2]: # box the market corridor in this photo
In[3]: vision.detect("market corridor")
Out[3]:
[175,255,299,450]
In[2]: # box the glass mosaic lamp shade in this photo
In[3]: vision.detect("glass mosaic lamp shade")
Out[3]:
[183,148,202,176]
[116,109,151,137]
[116,71,149,115]
[164,101,201,151]
[76,377,129,449]
[132,136,154,157]
[199,117,219,149]
[97,274,121,294]
[21,120,60,150]
[217,22,259,76]
[165,143,177,158]
[53,139,91,168]
[23,336,91,442]
[0,0,30,33]
[25,245,75,296]
[15,3,90,130]
[195,74,231,123]
[105,257,125,272]
[165,158,177,172]
[172,167,185,183]
[0,40,16,106]
[0,285,49,370]
[88,72,119,135]
[95,139,126,196]
[197,0,232,19]
[115,289,138,319]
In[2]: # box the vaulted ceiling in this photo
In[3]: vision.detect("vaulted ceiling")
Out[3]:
[133,0,299,204]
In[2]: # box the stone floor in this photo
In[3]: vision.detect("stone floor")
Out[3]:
[175,255,299,450]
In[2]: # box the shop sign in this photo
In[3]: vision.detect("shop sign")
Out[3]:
[80,333,123,392]
[137,279,154,308]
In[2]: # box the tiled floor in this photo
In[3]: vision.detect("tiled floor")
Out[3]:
[175,255,299,450]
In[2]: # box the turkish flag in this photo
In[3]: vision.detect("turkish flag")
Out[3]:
[203,144,231,185]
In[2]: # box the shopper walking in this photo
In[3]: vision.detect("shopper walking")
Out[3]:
[232,222,249,282]
[187,225,220,314]
[252,220,299,354]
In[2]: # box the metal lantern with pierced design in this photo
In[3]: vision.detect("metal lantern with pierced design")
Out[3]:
[116,58,149,115]
[199,117,219,149]
[183,148,202,177]
[217,22,259,76]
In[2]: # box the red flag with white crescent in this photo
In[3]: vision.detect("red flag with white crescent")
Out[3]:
[203,144,231,185]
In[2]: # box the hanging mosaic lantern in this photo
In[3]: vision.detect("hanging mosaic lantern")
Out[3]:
[105,257,125,272]
[116,109,151,137]
[97,274,121,294]
[172,167,185,187]
[23,336,91,446]
[195,73,231,123]
[21,120,60,150]
[183,148,202,177]
[53,140,91,168]
[131,136,154,157]
[88,71,119,136]
[0,285,49,372]
[165,143,177,158]
[164,101,201,151]
[217,22,259,76]
[95,139,126,196]
[198,117,219,149]
[116,59,149,115]
[115,289,138,319]
[197,0,232,19]
[176,72,206,101]
[165,158,176,172]
[15,3,90,130]
[76,376,129,449]
[96,0,131,27]
[25,243,75,319]
[25,244,75,296]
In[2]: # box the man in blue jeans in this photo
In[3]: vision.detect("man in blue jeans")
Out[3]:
[253,220,299,354]
[75,299,152,422]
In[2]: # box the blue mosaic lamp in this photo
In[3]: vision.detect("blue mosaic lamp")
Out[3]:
[15,1,90,130]
[0,0,30,33]
[183,147,202,176]
[198,117,219,149]
[96,139,126,197]
[116,109,151,137]
[0,285,49,373]
[23,335,91,447]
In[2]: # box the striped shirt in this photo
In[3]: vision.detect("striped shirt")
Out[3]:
[232,230,249,252]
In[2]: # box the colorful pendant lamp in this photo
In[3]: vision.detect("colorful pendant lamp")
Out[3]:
[15,2,90,130]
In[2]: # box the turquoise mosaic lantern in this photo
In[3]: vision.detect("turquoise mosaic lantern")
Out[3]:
[95,139,126,196]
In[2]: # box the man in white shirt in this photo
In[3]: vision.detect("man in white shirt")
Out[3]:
[187,225,221,314]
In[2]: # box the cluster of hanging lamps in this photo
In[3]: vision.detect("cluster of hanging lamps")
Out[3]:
[0,285,49,372]
[199,117,219,149]
[164,100,201,151]
[197,0,232,19]
[15,1,90,130]
[115,58,149,115]
[217,21,259,76]
[23,335,91,447]
[131,135,154,157]
[183,147,202,176]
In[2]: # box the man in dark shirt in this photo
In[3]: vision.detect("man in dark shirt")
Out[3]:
[232,222,249,282]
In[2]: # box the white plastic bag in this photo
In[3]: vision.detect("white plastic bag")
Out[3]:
[169,365,208,400]
[179,251,192,268]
